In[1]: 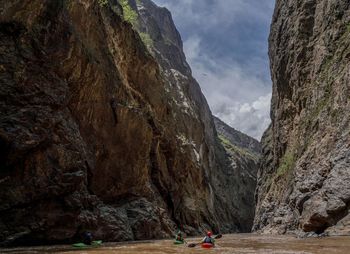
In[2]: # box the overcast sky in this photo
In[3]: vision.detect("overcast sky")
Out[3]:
[152,0,275,140]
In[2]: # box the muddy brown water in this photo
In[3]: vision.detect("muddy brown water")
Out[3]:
[1,234,349,254]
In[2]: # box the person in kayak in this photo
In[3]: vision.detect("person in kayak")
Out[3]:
[201,231,215,245]
[175,230,185,242]
[82,231,93,245]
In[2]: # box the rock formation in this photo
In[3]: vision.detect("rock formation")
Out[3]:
[214,117,260,232]
[254,0,350,236]
[0,0,259,245]
[214,117,261,156]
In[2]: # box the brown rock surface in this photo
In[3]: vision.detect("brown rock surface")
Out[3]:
[0,0,259,246]
[254,0,350,235]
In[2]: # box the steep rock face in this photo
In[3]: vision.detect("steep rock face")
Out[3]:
[214,117,261,231]
[254,0,350,235]
[132,0,261,233]
[0,0,256,245]
[0,0,177,245]
[214,117,261,156]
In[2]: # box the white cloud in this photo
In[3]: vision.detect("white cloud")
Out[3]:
[215,93,271,140]
[182,36,201,62]
[152,0,274,140]
[183,36,271,140]
[154,0,274,31]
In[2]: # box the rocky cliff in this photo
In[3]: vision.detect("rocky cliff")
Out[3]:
[214,117,261,231]
[254,0,350,236]
[214,117,261,156]
[0,0,258,246]
[131,0,260,234]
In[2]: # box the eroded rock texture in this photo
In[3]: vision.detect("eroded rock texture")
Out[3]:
[214,117,260,232]
[254,0,350,236]
[0,0,258,245]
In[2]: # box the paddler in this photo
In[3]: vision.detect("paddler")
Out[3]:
[201,231,215,245]
[82,231,93,245]
[175,230,185,242]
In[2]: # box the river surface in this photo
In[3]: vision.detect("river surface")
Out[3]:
[1,234,349,254]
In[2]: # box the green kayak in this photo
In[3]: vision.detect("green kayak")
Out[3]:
[174,240,185,245]
[72,240,103,248]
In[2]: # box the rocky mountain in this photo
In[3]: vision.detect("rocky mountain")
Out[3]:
[133,0,260,234]
[0,0,259,246]
[214,117,261,231]
[254,0,350,236]
[214,117,261,156]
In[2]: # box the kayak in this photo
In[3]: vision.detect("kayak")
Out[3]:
[174,240,185,245]
[72,240,103,248]
[201,243,214,249]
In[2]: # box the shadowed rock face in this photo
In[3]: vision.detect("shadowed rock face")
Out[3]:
[0,0,258,246]
[132,0,261,234]
[254,0,350,235]
[213,117,261,232]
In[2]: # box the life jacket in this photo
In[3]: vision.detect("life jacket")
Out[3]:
[203,236,213,243]
[83,232,93,245]
[176,235,183,241]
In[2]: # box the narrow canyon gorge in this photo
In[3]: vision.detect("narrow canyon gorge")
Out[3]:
[0,0,349,248]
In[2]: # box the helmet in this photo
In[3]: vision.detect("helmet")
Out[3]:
[207,231,212,237]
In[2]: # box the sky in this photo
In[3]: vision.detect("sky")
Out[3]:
[152,0,275,140]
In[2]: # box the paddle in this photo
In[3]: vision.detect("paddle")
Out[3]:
[215,234,222,239]
[187,234,222,248]
[187,243,199,248]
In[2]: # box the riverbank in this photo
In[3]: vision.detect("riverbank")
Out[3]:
[1,234,349,254]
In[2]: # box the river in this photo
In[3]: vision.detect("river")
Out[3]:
[1,234,349,254]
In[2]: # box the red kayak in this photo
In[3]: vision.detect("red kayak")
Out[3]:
[201,243,214,249]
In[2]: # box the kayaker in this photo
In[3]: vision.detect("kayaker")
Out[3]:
[175,230,184,242]
[201,231,215,245]
[82,231,93,245]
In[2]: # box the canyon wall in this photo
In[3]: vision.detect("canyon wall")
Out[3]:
[0,0,259,245]
[214,117,260,231]
[254,0,350,236]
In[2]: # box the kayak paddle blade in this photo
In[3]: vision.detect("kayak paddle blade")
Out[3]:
[214,234,222,239]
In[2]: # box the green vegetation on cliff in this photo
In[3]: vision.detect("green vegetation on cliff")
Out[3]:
[276,151,295,178]
[118,0,154,48]
[218,134,259,162]
[139,32,153,47]
[98,0,108,6]
[119,0,138,26]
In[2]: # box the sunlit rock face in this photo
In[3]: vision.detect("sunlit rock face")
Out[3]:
[254,0,350,236]
[0,0,260,245]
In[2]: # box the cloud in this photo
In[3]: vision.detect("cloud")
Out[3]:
[215,94,271,140]
[154,0,274,30]
[184,36,271,140]
[153,0,275,140]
